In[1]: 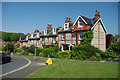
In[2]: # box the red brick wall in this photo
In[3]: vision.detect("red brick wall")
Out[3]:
[73,17,91,31]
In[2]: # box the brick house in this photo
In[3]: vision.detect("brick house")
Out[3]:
[58,10,107,52]
[19,10,107,52]
[20,24,61,48]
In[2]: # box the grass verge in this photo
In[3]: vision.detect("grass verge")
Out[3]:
[27,59,118,78]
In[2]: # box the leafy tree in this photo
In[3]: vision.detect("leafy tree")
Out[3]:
[105,34,120,58]
[106,34,114,49]
[2,32,11,41]
[10,34,19,42]
[3,42,14,52]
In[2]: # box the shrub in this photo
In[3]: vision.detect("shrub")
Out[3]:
[90,56,97,61]
[57,50,72,59]
[14,47,22,53]
[28,45,36,53]
[95,53,102,61]
[22,46,29,53]
[41,47,58,58]
[39,53,44,57]
[72,45,104,60]
[36,48,43,56]
[28,53,34,56]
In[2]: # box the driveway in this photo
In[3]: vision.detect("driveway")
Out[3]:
[1,56,45,79]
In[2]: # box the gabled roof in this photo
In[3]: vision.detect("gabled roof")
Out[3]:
[58,14,107,33]
[90,18,107,33]
[73,14,98,27]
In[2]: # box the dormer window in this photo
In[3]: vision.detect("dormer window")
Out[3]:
[44,29,47,35]
[78,20,83,27]
[64,23,69,30]
[53,28,56,34]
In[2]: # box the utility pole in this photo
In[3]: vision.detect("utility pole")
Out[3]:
[34,23,40,61]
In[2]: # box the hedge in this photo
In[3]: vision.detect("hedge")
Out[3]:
[40,47,58,58]
[57,50,72,59]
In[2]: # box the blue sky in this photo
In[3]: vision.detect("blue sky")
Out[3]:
[2,2,118,35]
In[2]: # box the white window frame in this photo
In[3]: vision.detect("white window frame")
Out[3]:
[78,20,83,27]
[64,23,69,30]
[44,29,47,35]
[79,32,82,40]
[53,28,56,34]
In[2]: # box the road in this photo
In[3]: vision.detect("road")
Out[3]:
[1,56,45,79]
[2,56,29,75]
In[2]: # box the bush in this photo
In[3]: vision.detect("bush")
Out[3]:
[22,46,29,53]
[39,53,44,57]
[95,53,102,61]
[14,47,22,53]
[41,47,58,58]
[90,56,97,61]
[36,48,43,56]
[57,50,72,59]
[28,53,34,56]
[28,45,36,53]
[72,45,104,60]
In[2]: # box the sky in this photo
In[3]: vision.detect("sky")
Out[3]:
[2,2,118,35]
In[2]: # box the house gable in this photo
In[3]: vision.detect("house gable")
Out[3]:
[73,15,87,26]
[91,18,107,33]
[73,17,91,31]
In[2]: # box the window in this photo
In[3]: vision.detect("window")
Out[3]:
[59,34,61,40]
[73,33,76,39]
[44,30,47,35]
[54,28,56,33]
[62,33,65,40]
[33,34,36,38]
[79,32,82,40]
[78,20,83,27]
[66,33,71,40]
[64,23,69,30]
[65,24,67,29]
[53,28,56,34]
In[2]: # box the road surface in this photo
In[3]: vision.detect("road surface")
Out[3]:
[1,56,44,79]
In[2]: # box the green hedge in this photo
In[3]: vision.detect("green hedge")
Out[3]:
[57,50,72,59]
[40,47,58,58]
[71,45,104,60]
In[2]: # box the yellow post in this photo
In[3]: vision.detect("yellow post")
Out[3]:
[46,58,52,65]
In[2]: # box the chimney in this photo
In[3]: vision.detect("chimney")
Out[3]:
[47,24,52,30]
[34,29,39,33]
[95,10,100,20]
[65,17,71,23]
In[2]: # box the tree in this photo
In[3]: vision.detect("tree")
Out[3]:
[3,42,14,52]
[2,32,11,41]
[10,34,19,42]
[106,34,120,57]
[106,34,114,49]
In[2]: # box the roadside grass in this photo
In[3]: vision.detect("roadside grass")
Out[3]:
[27,59,118,78]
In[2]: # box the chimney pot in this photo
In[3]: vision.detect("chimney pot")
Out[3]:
[66,17,69,20]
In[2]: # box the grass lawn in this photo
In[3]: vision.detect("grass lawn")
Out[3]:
[27,59,118,78]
